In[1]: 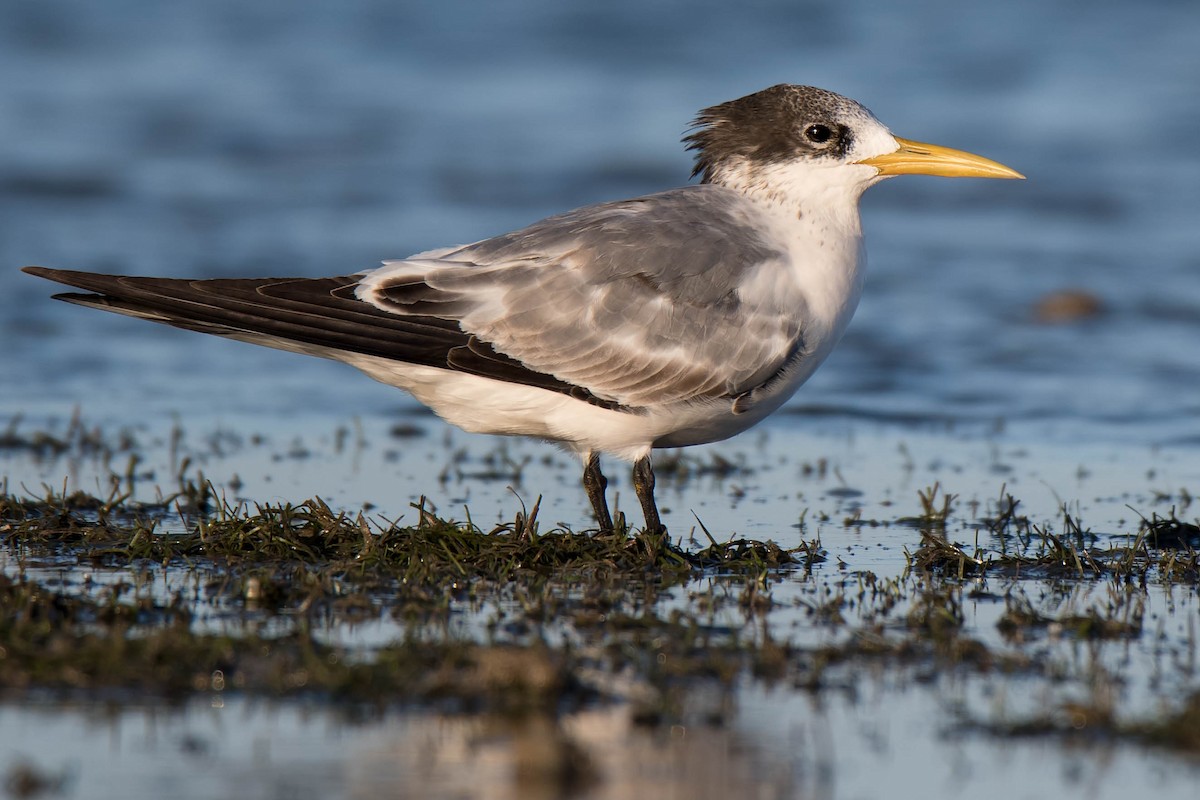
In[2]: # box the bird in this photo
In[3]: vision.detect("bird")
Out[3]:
[23,84,1022,535]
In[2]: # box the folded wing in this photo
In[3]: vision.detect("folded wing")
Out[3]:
[359,186,807,407]
[24,185,808,412]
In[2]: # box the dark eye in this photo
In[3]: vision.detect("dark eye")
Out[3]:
[804,124,833,143]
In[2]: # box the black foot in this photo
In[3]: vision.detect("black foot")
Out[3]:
[632,455,664,534]
[583,452,614,532]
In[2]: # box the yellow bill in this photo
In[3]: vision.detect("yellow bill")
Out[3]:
[857,137,1024,179]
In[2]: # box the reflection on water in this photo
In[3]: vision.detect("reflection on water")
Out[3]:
[2,702,796,800]
[4,665,1197,800]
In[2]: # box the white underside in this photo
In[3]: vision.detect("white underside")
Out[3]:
[342,354,779,461]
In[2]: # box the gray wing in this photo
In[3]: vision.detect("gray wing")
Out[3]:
[359,185,807,407]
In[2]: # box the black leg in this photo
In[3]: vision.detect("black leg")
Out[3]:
[632,455,664,534]
[583,452,613,532]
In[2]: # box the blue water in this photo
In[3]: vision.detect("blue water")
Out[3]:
[4,0,1200,446]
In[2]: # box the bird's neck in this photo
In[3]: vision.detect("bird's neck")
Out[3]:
[711,159,870,357]
[708,157,876,230]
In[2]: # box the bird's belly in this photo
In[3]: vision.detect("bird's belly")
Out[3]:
[650,331,841,449]
[341,324,835,461]
[650,382,793,450]
[649,407,765,449]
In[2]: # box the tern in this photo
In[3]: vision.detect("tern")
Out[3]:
[24,84,1022,534]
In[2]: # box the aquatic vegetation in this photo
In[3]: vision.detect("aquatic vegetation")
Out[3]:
[2,471,1198,764]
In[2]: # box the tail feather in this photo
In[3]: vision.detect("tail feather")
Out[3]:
[21,266,625,410]
[23,267,462,363]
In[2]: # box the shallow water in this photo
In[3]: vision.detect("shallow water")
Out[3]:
[3,0,1200,798]
[5,412,1200,799]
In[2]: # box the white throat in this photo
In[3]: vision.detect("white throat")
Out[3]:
[715,158,877,374]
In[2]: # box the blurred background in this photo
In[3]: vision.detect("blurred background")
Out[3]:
[2,0,1199,445]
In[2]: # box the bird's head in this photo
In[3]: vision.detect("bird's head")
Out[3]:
[685,84,1022,208]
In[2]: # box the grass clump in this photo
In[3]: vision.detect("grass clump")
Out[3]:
[0,484,818,712]
[1,486,805,582]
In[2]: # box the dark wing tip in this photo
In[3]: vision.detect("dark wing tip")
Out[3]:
[24,265,106,287]
[22,266,139,297]
[49,291,109,304]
